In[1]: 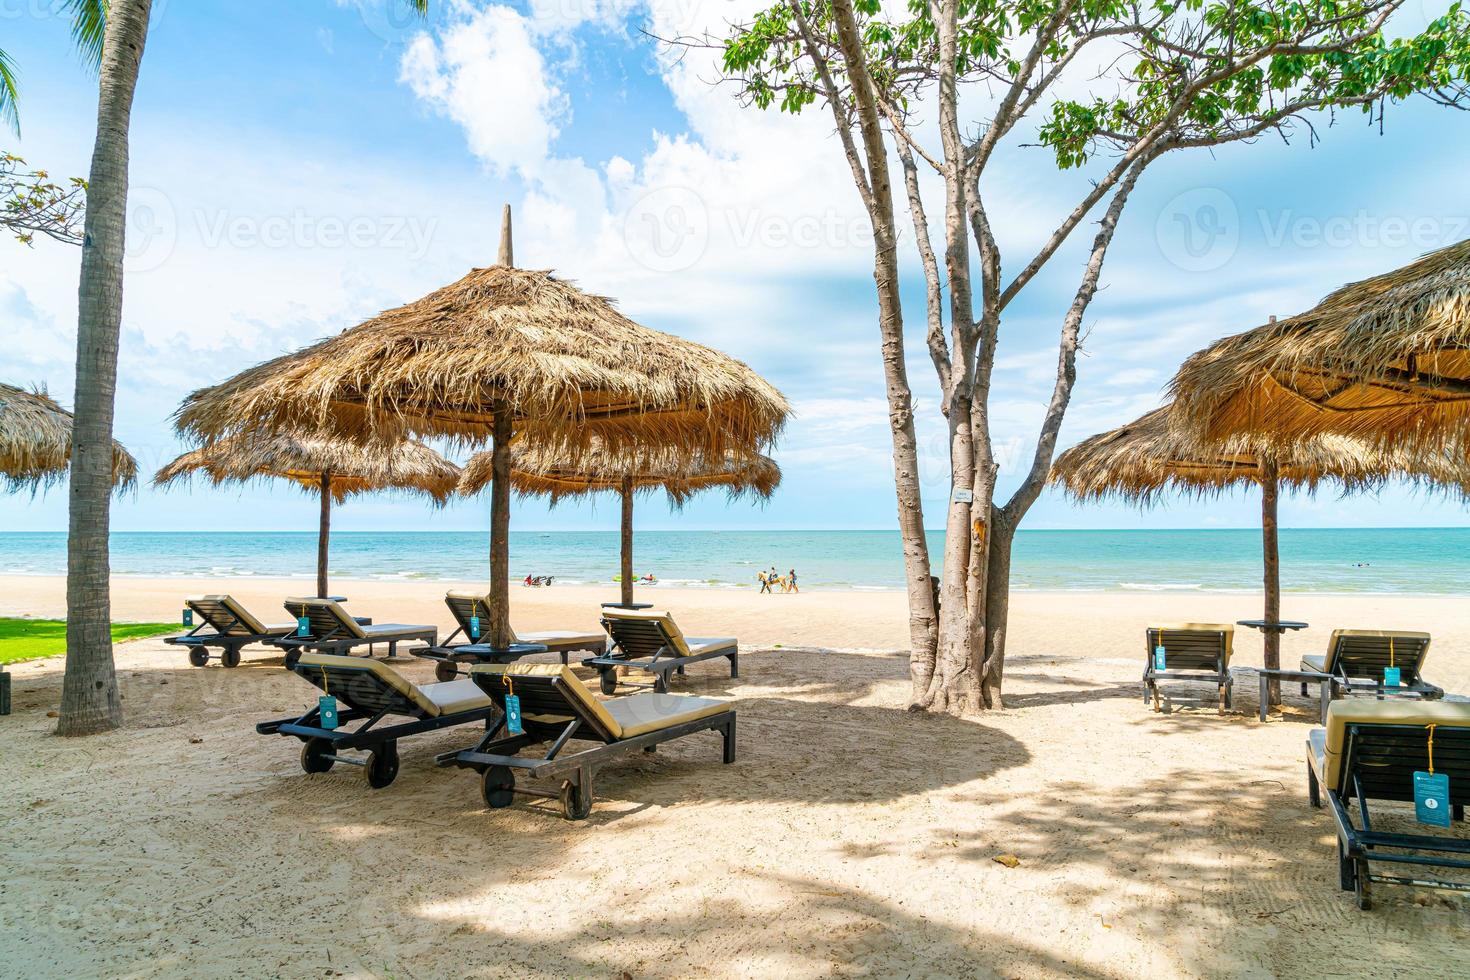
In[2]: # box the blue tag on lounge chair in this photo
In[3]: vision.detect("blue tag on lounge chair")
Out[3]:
[1414,771,1451,827]
[182,608,193,627]
[319,695,339,730]
[1384,666,1401,687]
[1153,645,1166,671]
[505,694,523,735]
[470,615,480,640]
[297,616,311,637]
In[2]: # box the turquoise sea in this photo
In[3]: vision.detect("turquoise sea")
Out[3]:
[0,528,1466,594]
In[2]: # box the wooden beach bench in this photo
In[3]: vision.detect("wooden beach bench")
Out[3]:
[275,597,437,667]
[1143,623,1234,714]
[1301,629,1442,702]
[256,652,498,789]
[586,608,738,694]
[416,590,606,681]
[436,662,736,819]
[1306,699,1470,909]
[165,595,297,668]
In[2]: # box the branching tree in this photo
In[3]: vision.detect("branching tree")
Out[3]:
[2,153,86,245]
[716,0,1470,712]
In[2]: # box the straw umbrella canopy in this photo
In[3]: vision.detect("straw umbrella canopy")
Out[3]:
[172,212,788,648]
[0,382,137,493]
[1171,239,1470,449]
[461,444,781,606]
[155,432,460,598]
[1051,403,1466,700]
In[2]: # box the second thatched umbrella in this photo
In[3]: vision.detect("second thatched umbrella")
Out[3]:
[1051,403,1464,701]
[1171,238,1470,449]
[155,432,460,598]
[461,445,781,607]
[1,382,137,493]
[172,212,788,649]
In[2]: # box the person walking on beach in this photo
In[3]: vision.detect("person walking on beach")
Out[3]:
[787,568,799,593]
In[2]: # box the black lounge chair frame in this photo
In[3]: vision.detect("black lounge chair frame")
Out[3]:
[418,593,598,681]
[1307,720,1470,909]
[1142,626,1232,714]
[1304,633,1444,702]
[274,599,436,666]
[436,670,736,820]
[165,597,289,668]
[257,660,496,789]
[585,613,738,695]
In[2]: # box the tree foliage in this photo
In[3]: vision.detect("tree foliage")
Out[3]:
[2,153,87,246]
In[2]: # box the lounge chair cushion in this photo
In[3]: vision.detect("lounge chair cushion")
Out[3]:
[444,590,600,648]
[360,623,431,639]
[520,630,607,651]
[1316,699,1470,790]
[1146,623,1234,657]
[603,609,712,658]
[474,662,729,740]
[285,597,369,639]
[1300,654,1327,673]
[187,595,275,636]
[684,637,737,656]
[297,652,491,717]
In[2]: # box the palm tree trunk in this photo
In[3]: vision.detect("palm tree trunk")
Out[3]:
[1260,460,1282,706]
[59,0,152,737]
[488,403,512,649]
[317,472,332,599]
[620,478,634,607]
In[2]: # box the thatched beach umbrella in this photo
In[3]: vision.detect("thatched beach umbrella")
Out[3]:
[461,445,781,606]
[1051,404,1463,700]
[0,382,137,493]
[155,432,459,598]
[173,211,788,648]
[1171,239,1470,449]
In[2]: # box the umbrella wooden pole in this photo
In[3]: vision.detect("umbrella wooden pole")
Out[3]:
[620,477,635,607]
[488,406,513,649]
[317,472,331,599]
[1260,460,1282,706]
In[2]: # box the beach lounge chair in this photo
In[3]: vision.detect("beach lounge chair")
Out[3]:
[275,597,437,667]
[1143,623,1234,714]
[436,662,735,819]
[1305,699,1470,909]
[1300,629,1442,701]
[165,595,297,668]
[587,609,738,694]
[256,652,498,788]
[417,590,607,681]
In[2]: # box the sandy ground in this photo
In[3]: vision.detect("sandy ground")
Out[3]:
[3,576,1469,979]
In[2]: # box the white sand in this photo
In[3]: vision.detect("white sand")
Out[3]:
[3,576,1468,978]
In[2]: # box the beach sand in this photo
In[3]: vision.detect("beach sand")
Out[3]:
[3,575,1468,978]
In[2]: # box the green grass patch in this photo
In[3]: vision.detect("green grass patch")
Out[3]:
[0,618,178,665]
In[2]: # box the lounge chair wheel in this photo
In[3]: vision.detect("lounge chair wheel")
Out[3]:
[221,648,242,669]
[1307,763,1321,809]
[480,765,515,808]
[188,648,209,668]
[366,744,400,789]
[283,650,301,671]
[559,779,592,821]
[435,659,459,682]
[301,737,335,774]
[1353,859,1372,910]
[599,671,617,695]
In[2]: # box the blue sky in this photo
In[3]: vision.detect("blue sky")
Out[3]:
[2,0,1467,533]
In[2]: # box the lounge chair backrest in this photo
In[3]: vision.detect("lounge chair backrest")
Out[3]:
[1325,629,1430,683]
[601,610,689,659]
[1321,699,1470,796]
[295,652,422,716]
[1145,623,1233,670]
[185,595,268,636]
[284,598,367,640]
[443,591,516,643]
[471,663,622,740]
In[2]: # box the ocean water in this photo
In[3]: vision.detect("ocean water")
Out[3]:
[0,528,1466,594]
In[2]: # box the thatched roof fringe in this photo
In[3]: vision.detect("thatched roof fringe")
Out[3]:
[0,382,138,493]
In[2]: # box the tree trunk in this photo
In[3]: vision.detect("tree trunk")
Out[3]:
[488,405,513,650]
[979,509,1017,709]
[620,478,634,607]
[59,0,152,737]
[317,472,332,599]
[1260,462,1282,705]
